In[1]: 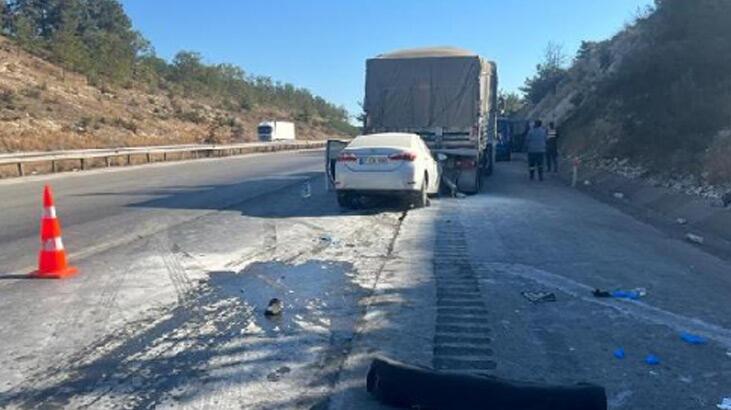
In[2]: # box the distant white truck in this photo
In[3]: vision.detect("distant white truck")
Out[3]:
[257,121,296,142]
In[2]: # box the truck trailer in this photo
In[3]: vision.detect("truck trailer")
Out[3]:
[363,47,498,193]
[257,121,296,142]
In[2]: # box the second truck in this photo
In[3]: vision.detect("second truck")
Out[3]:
[362,47,498,194]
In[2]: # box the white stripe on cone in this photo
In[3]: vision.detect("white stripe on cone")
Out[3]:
[42,237,64,251]
[42,206,57,219]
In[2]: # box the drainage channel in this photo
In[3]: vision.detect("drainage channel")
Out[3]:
[432,215,496,372]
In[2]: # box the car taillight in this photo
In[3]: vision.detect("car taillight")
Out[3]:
[337,152,357,162]
[388,152,417,162]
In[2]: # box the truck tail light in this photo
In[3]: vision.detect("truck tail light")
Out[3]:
[337,152,357,162]
[388,151,417,162]
[456,159,477,169]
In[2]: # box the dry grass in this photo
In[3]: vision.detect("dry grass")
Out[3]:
[0,36,341,154]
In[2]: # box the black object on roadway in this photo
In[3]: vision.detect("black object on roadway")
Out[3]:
[366,356,607,410]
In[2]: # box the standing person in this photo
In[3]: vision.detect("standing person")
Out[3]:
[546,122,560,173]
[525,120,547,181]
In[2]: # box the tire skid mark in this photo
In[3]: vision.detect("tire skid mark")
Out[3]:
[1,210,406,409]
[156,234,193,303]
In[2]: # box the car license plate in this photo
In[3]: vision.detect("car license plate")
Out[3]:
[360,156,387,165]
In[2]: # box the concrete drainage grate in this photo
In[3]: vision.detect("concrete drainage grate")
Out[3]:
[432,217,496,372]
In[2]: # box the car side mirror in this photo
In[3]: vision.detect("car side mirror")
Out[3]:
[436,153,448,162]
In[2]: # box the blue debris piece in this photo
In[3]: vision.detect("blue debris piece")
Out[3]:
[613,348,626,359]
[611,290,641,300]
[680,332,707,345]
[645,354,660,365]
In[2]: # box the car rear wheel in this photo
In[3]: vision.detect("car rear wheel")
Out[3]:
[413,179,429,208]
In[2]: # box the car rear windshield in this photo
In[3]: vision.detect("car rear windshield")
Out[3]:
[348,134,413,149]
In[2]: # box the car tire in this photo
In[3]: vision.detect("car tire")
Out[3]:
[413,179,428,208]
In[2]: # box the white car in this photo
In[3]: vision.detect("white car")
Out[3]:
[334,133,441,208]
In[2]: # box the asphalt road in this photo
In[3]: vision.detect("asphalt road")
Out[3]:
[1,151,730,409]
[0,149,407,409]
[332,158,731,410]
[0,150,323,276]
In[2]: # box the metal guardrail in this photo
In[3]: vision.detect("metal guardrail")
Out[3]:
[0,141,326,177]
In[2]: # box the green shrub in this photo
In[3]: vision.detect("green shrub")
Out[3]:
[175,110,205,124]
[0,89,16,109]
[112,117,138,133]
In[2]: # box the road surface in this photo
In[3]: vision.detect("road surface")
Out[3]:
[1,151,730,409]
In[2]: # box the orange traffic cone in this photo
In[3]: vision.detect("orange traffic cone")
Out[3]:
[31,185,77,279]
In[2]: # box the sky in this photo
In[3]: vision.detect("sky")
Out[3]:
[120,0,654,119]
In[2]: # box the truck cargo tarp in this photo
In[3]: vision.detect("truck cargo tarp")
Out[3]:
[365,56,482,131]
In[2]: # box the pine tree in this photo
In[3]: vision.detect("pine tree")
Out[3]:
[51,3,86,80]
[13,13,35,52]
[0,1,7,35]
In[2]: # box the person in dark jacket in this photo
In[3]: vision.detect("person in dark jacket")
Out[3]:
[546,122,560,173]
[525,120,547,181]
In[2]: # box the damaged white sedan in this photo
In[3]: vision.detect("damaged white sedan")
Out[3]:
[334,133,441,208]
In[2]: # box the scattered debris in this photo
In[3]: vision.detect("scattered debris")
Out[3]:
[685,233,705,244]
[266,366,292,382]
[680,332,707,345]
[521,291,557,304]
[366,357,607,410]
[676,218,688,225]
[301,182,312,199]
[265,298,284,317]
[727,350,731,358]
[594,288,646,300]
[613,348,625,359]
[613,288,646,300]
[645,355,660,365]
[613,192,625,199]
[717,397,731,410]
[241,321,263,335]
[583,180,592,186]
[455,192,467,199]
[592,289,612,298]
[612,290,640,300]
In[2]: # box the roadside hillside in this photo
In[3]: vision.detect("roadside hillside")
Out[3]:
[526,0,731,194]
[0,0,355,152]
[0,35,349,152]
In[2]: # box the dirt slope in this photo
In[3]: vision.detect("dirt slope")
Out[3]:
[525,2,731,195]
[0,35,344,153]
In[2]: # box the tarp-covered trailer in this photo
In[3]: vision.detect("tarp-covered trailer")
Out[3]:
[363,47,498,193]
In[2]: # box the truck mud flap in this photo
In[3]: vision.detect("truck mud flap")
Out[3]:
[366,357,607,410]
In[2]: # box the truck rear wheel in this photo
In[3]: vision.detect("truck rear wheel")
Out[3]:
[457,169,480,194]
